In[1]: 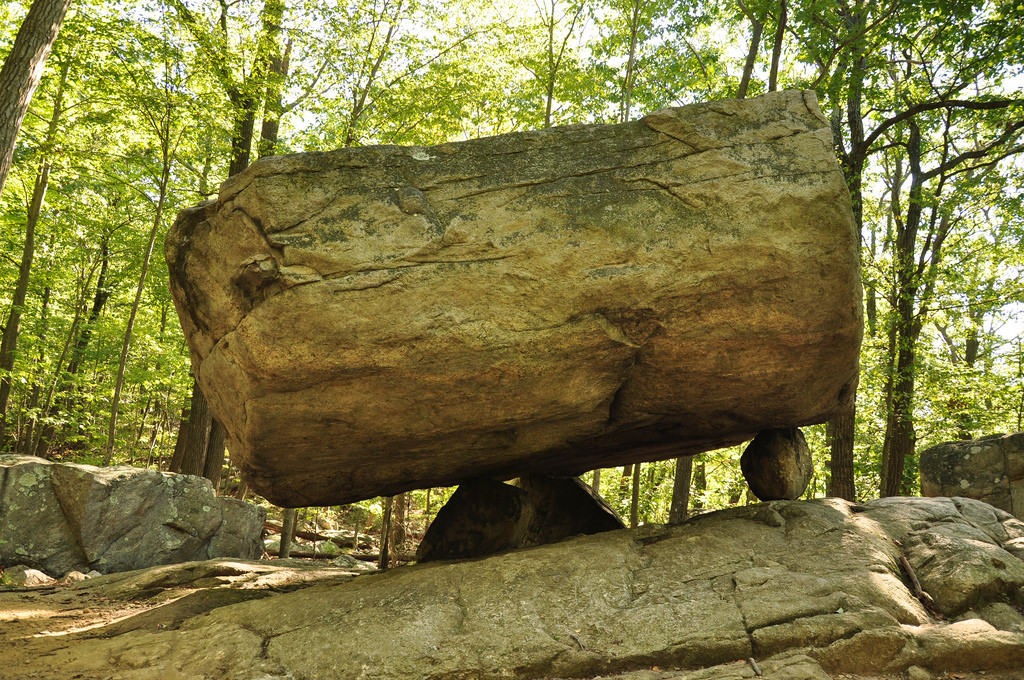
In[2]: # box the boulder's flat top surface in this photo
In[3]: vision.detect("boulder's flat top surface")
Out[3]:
[3,497,1023,680]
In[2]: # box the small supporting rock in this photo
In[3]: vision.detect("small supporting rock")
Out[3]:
[740,428,813,501]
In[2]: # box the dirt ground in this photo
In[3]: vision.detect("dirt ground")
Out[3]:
[0,560,1021,680]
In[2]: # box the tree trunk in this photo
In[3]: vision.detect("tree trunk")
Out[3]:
[827,404,856,500]
[168,398,190,472]
[620,0,642,123]
[0,0,73,200]
[736,4,763,99]
[767,0,787,92]
[279,507,297,559]
[202,419,226,491]
[629,462,641,528]
[825,5,867,501]
[258,0,288,159]
[103,161,171,464]
[692,454,706,509]
[394,491,407,549]
[378,495,394,570]
[19,284,49,454]
[0,162,46,444]
[0,56,70,446]
[34,238,110,457]
[591,468,601,494]
[177,381,212,477]
[880,123,924,498]
[669,455,693,523]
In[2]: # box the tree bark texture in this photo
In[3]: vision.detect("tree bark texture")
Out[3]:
[177,381,212,477]
[827,404,856,500]
[669,455,693,523]
[279,507,297,559]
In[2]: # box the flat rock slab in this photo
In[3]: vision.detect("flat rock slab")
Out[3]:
[166,90,861,506]
[8,497,1024,680]
[0,455,265,577]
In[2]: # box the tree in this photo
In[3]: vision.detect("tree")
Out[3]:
[0,55,71,445]
[103,17,189,464]
[0,0,73,201]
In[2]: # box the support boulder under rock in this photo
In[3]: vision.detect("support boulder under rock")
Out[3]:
[166,90,861,507]
[740,427,814,501]
[0,455,265,577]
[416,476,624,562]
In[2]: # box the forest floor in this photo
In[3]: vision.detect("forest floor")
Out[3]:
[1,559,1020,680]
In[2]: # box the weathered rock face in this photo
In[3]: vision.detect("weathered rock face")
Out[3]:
[920,432,1024,519]
[0,455,265,577]
[166,89,861,507]
[15,497,1024,680]
[416,475,624,562]
[741,427,814,500]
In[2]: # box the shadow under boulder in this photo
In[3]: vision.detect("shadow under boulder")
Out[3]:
[416,475,624,562]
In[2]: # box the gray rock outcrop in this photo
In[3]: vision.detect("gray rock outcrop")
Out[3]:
[0,455,265,577]
[740,427,814,500]
[416,475,624,562]
[165,90,861,507]
[920,432,1024,519]
[20,496,1024,679]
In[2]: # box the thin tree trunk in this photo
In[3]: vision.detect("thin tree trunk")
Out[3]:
[378,495,394,570]
[0,0,73,200]
[768,0,786,91]
[394,491,407,549]
[629,462,641,528]
[669,456,693,523]
[736,2,763,99]
[103,162,171,464]
[591,468,601,494]
[620,0,642,123]
[0,56,70,444]
[279,508,297,558]
[19,283,49,454]
[258,0,288,159]
[0,162,46,444]
[34,238,109,456]
[692,454,706,510]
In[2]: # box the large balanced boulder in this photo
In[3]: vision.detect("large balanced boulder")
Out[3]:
[13,497,1024,679]
[0,455,265,577]
[166,89,861,507]
[920,432,1024,520]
